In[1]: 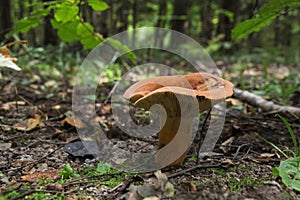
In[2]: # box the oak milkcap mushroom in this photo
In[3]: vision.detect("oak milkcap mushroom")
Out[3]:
[124,72,234,166]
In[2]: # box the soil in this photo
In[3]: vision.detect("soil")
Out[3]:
[0,70,299,200]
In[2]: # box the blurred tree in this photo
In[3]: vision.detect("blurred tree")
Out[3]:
[199,1,214,43]
[0,0,13,41]
[170,0,190,47]
[217,0,239,42]
[43,0,59,45]
[155,0,167,47]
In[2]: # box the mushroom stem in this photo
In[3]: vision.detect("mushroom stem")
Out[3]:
[156,116,194,166]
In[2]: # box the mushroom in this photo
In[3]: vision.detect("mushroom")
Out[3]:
[124,72,234,166]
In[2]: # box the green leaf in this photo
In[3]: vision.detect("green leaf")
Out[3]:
[80,34,102,49]
[31,7,52,17]
[7,6,51,37]
[12,18,42,34]
[77,22,94,37]
[276,114,298,149]
[96,162,111,174]
[232,0,300,40]
[60,163,80,179]
[51,20,80,42]
[106,38,136,61]
[274,157,300,191]
[87,0,110,11]
[54,2,79,23]
[77,22,102,49]
[232,14,277,40]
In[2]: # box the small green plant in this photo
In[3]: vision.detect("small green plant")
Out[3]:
[60,163,80,180]
[260,114,300,191]
[96,161,111,174]
[228,177,262,192]
[0,191,20,200]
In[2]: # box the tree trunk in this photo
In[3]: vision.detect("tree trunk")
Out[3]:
[108,0,116,35]
[171,0,189,34]
[0,0,13,41]
[170,0,190,47]
[199,1,214,44]
[154,0,167,48]
[92,10,109,38]
[117,1,129,33]
[43,0,59,45]
[25,0,37,45]
[216,0,239,42]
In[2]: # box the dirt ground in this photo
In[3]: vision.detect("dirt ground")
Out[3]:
[0,71,300,199]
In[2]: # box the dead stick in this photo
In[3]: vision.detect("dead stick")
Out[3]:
[167,163,221,179]
[233,88,300,117]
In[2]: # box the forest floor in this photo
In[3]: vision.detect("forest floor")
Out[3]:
[0,70,300,200]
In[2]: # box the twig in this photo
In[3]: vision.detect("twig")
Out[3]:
[234,88,300,117]
[167,163,221,179]
[233,143,251,160]
[3,145,63,172]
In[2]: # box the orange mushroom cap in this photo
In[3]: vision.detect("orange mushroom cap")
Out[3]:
[124,72,234,113]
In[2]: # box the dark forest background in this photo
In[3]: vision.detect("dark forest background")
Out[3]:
[0,0,299,65]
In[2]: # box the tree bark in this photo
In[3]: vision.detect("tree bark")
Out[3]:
[216,0,239,42]
[43,0,59,45]
[171,0,189,34]
[200,1,214,44]
[117,1,129,33]
[0,0,13,41]
[154,0,167,48]
[170,0,190,47]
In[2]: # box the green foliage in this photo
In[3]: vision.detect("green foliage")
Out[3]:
[232,0,300,40]
[11,8,51,34]
[260,74,299,104]
[54,2,78,23]
[228,177,262,192]
[60,163,80,179]
[96,161,111,174]
[0,190,20,200]
[87,0,109,11]
[260,114,300,191]
[8,0,109,49]
[273,157,300,191]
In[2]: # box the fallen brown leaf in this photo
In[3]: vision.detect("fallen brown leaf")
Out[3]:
[61,117,85,128]
[13,114,45,131]
[20,169,61,182]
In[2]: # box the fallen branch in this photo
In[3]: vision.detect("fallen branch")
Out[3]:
[233,88,300,117]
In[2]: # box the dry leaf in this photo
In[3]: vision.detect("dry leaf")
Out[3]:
[101,104,111,114]
[129,170,174,199]
[226,98,243,107]
[46,183,64,191]
[221,158,235,168]
[61,117,85,128]
[257,153,275,159]
[13,114,45,131]
[220,136,235,154]
[190,181,197,192]
[143,197,160,200]
[21,169,61,182]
